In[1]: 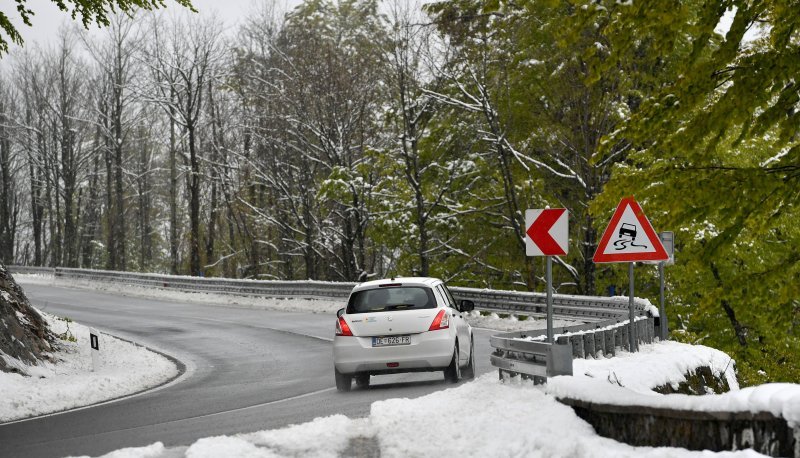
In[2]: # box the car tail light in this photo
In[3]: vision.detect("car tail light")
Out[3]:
[428,309,450,331]
[335,316,353,336]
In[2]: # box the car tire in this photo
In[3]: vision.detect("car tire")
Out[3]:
[444,344,461,383]
[462,338,476,380]
[335,368,352,392]
[355,374,370,389]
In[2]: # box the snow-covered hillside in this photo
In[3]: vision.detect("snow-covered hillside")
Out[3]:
[0,311,179,423]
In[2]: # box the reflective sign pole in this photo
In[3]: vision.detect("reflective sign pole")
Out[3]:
[90,328,100,372]
[659,261,667,340]
[546,256,553,344]
[628,262,636,352]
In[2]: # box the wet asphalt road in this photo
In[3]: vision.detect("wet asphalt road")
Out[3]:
[0,283,495,458]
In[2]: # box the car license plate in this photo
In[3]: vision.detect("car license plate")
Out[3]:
[372,335,411,347]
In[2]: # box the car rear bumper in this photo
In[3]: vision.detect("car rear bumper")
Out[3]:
[333,329,454,375]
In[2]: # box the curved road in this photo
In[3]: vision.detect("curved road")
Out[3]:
[0,283,495,458]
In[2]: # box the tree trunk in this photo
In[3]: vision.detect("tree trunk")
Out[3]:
[104,133,116,270]
[169,101,179,275]
[0,106,13,263]
[187,123,201,277]
[711,262,748,347]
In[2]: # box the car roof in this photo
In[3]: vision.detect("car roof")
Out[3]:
[351,277,442,293]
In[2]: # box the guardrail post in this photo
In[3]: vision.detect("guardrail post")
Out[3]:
[639,319,649,345]
[583,333,595,359]
[547,343,573,377]
[570,334,584,358]
[593,331,605,358]
[604,329,615,357]
[620,325,630,351]
[556,335,569,347]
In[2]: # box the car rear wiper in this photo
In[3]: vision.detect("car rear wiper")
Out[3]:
[387,304,416,310]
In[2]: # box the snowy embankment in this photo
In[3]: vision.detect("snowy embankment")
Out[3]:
[0,311,179,423]
[85,341,782,458]
[14,274,572,333]
[549,341,800,425]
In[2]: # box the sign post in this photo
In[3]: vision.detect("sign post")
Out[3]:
[629,262,635,351]
[90,328,100,372]
[525,208,568,344]
[593,197,668,352]
[658,231,674,340]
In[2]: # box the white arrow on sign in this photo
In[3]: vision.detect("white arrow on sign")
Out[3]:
[525,208,569,257]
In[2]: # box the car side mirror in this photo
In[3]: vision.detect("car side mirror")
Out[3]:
[459,300,475,312]
[337,308,345,317]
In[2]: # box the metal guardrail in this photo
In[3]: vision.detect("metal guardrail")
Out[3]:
[489,335,573,379]
[10,265,659,374]
[9,266,650,322]
[489,314,657,380]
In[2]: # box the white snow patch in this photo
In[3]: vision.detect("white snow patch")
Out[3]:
[0,311,178,423]
[570,340,738,394]
[100,369,765,457]
[463,310,580,332]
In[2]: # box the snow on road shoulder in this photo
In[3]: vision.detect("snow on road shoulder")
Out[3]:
[94,371,763,458]
[462,310,581,332]
[0,310,179,423]
[13,274,560,333]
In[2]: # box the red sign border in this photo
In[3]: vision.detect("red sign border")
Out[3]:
[593,197,668,263]
[526,208,568,257]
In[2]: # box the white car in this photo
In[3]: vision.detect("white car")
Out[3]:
[332,277,476,391]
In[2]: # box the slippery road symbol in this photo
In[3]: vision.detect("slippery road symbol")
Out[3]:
[613,223,649,251]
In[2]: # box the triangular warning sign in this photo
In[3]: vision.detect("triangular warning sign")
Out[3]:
[593,196,669,263]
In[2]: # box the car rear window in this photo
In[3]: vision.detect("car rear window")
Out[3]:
[347,287,436,314]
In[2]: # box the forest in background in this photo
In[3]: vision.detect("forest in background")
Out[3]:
[0,0,799,385]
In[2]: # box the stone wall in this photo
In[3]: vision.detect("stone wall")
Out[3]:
[559,398,798,457]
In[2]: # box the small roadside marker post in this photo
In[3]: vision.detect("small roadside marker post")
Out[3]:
[525,208,569,344]
[593,197,669,352]
[90,328,100,372]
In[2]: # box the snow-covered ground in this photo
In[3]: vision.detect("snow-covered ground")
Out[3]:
[0,311,179,423]
[82,341,777,458]
[14,274,570,333]
[13,274,798,457]
[550,341,800,426]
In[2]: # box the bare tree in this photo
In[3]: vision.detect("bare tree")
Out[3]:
[0,75,19,263]
[142,14,223,276]
[81,15,144,271]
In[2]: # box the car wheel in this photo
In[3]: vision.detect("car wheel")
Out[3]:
[355,374,370,389]
[335,368,352,392]
[444,344,461,383]
[462,338,476,380]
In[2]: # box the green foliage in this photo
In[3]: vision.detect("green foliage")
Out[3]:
[0,0,195,54]
[585,0,800,384]
[56,316,77,342]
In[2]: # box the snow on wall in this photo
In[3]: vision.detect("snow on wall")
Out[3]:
[547,341,800,427]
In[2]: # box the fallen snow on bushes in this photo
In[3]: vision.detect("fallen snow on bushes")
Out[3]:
[548,341,800,427]
[0,310,179,423]
[87,341,769,458]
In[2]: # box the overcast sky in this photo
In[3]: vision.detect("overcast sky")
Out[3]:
[7,0,299,49]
